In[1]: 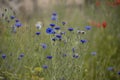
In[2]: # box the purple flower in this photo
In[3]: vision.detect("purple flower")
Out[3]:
[36,32,41,35]
[107,67,113,71]
[15,19,19,22]
[91,52,96,56]
[80,39,87,44]
[73,53,79,58]
[41,43,47,49]
[10,16,15,19]
[51,12,57,21]
[46,27,54,34]
[15,22,22,27]
[42,65,48,69]
[2,54,6,59]
[54,26,60,30]
[68,28,74,31]
[47,55,52,59]
[56,34,62,39]
[19,53,24,58]
[51,37,57,41]
[50,23,55,27]
[85,26,91,30]
[118,71,120,75]
[62,54,67,57]
[52,12,57,16]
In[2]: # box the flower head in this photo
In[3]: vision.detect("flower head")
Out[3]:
[73,53,79,58]
[50,23,55,27]
[2,54,6,59]
[10,15,15,19]
[102,21,107,28]
[68,28,74,31]
[19,53,24,58]
[56,34,62,39]
[107,67,114,71]
[62,54,67,57]
[41,43,47,49]
[51,37,57,41]
[54,26,60,30]
[51,12,57,21]
[35,21,42,30]
[36,32,41,35]
[47,55,52,59]
[15,22,22,28]
[118,71,120,75]
[15,19,19,22]
[42,65,48,69]
[46,27,54,34]
[80,39,87,44]
[85,26,91,30]
[91,52,97,56]
[77,30,86,34]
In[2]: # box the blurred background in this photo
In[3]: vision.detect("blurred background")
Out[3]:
[0,0,120,80]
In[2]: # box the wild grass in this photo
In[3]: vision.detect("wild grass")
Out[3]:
[0,1,120,80]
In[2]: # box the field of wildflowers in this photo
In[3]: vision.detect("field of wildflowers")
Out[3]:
[0,0,120,80]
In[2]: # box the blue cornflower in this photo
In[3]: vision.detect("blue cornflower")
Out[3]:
[56,34,62,39]
[52,31,56,34]
[107,67,113,71]
[52,12,57,16]
[51,12,57,20]
[46,27,54,34]
[54,26,60,30]
[80,39,87,44]
[36,32,41,35]
[118,71,120,75]
[91,52,97,56]
[2,54,6,59]
[41,43,47,49]
[50,23,55,27]
[10,15,15,19]
[68,28,74,31]
[19,53,24,58]
[42,65,48,69]
[15,22,22,27]
[51,37,57,41]
[73,53,79,58]
[15,19,19,22]
[47,55,52,59]
[51,15,57,21]
[85,26,91,30]
[62,54,67,57]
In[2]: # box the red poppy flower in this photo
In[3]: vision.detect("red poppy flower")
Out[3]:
[96,23,101,28]
[115,0,120,5]
[102,21,107,28]
[96,1,100,6]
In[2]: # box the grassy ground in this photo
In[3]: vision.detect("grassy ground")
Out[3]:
[0,1,120,80]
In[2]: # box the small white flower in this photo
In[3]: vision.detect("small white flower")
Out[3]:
[77,30,86,34]
[35,21,42,30]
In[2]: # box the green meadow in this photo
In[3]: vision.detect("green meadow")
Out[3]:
[0,1,120,80]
